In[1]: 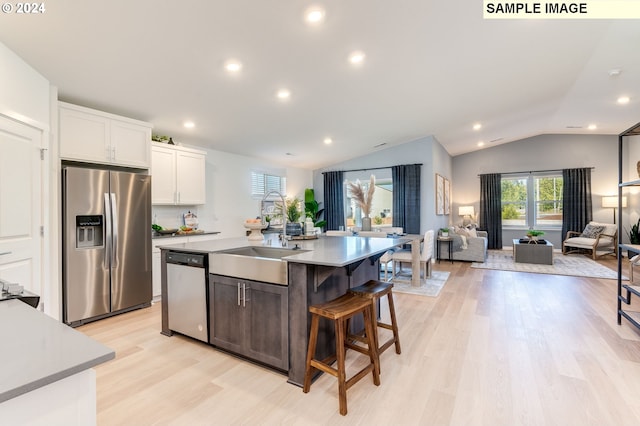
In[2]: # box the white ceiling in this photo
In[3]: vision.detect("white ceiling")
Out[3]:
[1,1,639,169]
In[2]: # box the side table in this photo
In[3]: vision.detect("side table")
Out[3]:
[437,236,453,264]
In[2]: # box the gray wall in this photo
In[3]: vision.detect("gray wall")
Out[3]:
[452,134,619,247]
[312,136,453,235]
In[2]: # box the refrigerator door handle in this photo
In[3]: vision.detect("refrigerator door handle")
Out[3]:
[104,192,112,269]
[110,192,119,269]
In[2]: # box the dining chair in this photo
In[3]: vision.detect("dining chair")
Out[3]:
[391,230,434,281]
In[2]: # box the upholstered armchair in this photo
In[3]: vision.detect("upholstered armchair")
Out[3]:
[562,221,617,260]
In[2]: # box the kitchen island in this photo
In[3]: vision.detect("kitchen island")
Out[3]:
[158,234,407,386]
[0,299,114,424]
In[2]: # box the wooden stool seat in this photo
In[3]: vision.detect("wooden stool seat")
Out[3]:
[348,280,401,360]
[303,293,380,416]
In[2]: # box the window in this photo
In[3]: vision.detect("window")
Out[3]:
[251,171,286,198]
[501,173,563,228]
[343,170,393,228]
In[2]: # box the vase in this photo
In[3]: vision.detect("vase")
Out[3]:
[362,216,372,231]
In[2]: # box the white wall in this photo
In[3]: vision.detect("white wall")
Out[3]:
[0,42,50,128]
[313,136,453,234]
[452,133,618,247]
[153,143,313,237]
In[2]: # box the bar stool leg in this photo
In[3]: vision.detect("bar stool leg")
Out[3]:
[386,292,401,354]
[335,317,348,415]
[302,314,320,393]
[363,305,381,386]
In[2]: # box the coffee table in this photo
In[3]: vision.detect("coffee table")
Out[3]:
[512,238,553,265]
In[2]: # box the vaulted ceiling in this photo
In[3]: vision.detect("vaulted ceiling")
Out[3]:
[1,1,638,169]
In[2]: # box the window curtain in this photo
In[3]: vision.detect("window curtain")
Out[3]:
[561,168,592,239]
[392,164,421,234]
[479,173,502,249]
[323,171,345,230]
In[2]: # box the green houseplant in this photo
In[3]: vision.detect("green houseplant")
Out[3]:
[304,188,327,229]
[285,197,302,236]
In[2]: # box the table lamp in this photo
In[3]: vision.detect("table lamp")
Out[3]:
[459,205,475,226]
[602,196,627,224]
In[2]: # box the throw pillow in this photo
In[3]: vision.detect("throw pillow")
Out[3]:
[455,226,470,237]
[581,223,605,239]
[468,228,478,238]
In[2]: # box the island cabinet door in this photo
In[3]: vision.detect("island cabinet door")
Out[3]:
[210,275,244,354]
[244,280,289,371]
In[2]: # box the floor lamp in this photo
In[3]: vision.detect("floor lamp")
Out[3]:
[602,196,627,224]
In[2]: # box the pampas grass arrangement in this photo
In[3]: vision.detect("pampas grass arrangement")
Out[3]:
[347,175,376,217]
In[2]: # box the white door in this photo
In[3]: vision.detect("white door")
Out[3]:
[0,115,42,300]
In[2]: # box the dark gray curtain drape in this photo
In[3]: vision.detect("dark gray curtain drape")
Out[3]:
[392,164,421,234]
[479,173,502,249]
[323,171,345,230]
[561,168,592,239]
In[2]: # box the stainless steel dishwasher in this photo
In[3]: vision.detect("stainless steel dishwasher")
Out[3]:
[166,251,209,343]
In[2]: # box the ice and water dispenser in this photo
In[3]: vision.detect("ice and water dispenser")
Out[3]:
[75,215,104,248]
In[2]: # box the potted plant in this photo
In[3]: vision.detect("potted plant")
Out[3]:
[285,197,303,236]
[440,227,450,237]
[304,188,327,229]
[526,229,545,241]
[347,175,376,231]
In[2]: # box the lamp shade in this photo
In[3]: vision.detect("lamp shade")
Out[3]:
[602,196,627,208]
[459,205,475,216]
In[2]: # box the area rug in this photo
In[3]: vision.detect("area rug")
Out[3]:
[389,271,451,297]
[471,250,626,280]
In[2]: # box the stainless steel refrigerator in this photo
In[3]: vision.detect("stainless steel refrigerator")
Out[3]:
[62,165,152,326]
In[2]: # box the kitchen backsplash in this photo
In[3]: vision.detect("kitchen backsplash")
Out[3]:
[152,205,212,231]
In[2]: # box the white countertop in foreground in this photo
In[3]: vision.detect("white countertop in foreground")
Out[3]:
[157,234,411,267]
[0,300,115,403]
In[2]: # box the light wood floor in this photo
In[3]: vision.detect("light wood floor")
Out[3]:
[79,256,640,425]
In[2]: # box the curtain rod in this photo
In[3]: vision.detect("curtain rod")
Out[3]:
[322,163,422,174]
[478,166,594,177]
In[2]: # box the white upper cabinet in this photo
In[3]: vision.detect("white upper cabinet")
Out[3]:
[151,144,206,205]
[59,102,152,168]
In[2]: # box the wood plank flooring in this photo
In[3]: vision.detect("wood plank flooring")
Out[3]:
[79,256,640,425]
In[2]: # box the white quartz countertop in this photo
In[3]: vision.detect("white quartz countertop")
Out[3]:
[157,234,410,267]
[0,300,115,403]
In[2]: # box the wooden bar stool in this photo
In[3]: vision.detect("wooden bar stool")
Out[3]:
[302,293,380,416]
[348,280,401,373]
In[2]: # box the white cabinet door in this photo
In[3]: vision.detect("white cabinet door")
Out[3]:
[151,144,206,205]
[176,150,206,205]
[0,116,42,299]
[110,120,151,168]
[151,146,177,204]
[59,102,152,168]
[59,106,109,164]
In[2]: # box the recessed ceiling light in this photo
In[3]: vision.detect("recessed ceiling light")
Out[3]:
[609,68,622,77]
[305,6,325,24]
[473,123,482,131]
[323,138,332,145]
[183,121,195,129]
[276,89,291,100]
[349,51,366,65]
[618,96,631,104]
[588,124,597,130]
[477,141,485,147]
[224,59,242,73]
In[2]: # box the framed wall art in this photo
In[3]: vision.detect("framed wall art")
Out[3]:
[435,173,444,215]
[444,177,451,215]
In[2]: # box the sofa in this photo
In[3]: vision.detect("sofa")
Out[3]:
[439,228,488,262]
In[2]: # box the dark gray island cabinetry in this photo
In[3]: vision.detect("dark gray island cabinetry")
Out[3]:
[159,235,405,386]
[209,274,289,371]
